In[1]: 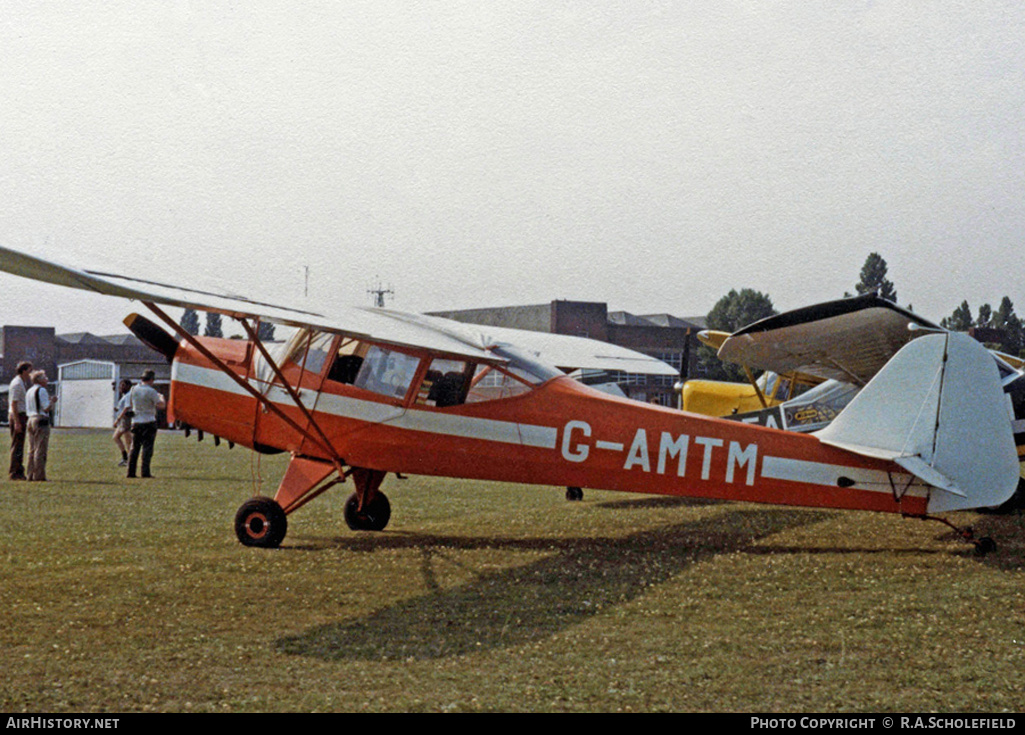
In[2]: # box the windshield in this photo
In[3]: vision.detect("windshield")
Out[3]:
[252,327,331,385]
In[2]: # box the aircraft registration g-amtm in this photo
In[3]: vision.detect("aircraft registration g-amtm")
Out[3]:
[0,245,1018,553]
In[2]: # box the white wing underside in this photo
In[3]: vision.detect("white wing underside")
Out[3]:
[716,294,940,385]
[0,245,677,376]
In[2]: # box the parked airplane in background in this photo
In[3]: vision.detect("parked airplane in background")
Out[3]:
[680,328,821,420]
[0,247,1018,553]
[684,293,1025,507]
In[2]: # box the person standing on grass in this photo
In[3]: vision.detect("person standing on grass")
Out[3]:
[127,370,165,479]
[112,379,134,466]
[8,360,33,480]
[25,370,54,482]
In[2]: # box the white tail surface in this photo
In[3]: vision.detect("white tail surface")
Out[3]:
[814,332,1018,512]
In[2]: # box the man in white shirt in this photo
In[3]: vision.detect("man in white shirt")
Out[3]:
[25,370,53,482]
[8,361,33,480]
[127,370,166,479]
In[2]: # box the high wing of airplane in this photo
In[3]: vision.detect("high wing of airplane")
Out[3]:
[716,293,942,386]
[0,246,1019,553]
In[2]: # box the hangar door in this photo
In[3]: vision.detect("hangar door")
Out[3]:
[57,361,117,428]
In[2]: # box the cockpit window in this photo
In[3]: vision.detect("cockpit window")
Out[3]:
[416,358,474,407]
[466,366,533,402]
[326,337,366,384]
[253,328,334,387]
[298,332,334,376]
[352,346,421,400]
[463,346,563,404]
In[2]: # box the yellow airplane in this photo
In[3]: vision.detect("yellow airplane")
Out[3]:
[680,329,820,419]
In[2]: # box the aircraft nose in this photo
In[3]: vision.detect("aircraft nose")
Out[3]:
[123,313,179,362]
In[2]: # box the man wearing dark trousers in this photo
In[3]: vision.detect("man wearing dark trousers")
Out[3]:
[127,370,166,479]
[8,361,33,481]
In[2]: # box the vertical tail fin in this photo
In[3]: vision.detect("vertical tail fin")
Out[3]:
[814,332,1017,512]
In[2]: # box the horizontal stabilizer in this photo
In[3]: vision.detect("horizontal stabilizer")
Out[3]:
[815,332,1018,512]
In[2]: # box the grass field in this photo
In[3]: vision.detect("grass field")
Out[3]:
[2,429,1024,712]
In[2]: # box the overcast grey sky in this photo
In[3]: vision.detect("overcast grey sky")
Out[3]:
[1,2,1022,335]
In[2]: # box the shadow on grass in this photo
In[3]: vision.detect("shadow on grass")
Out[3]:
[275,507,827,662]
[958,510,1025,570]
[50,479,123,487]
[593,495,725,511]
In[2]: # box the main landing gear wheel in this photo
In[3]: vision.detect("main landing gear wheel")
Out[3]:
[235,497,288,548]
[344,490,391,531]
[566,486,584,501]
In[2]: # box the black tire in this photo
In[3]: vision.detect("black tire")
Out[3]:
[566,486,584,501]
[344,491,391,531]
[235,497,288,548]
[975,537,997,556]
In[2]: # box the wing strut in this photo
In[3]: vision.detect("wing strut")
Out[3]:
[237,317,345,472]
[742,366,769,408]
[143,302,344,469]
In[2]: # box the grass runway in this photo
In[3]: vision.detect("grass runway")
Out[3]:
[2,429,1024,712]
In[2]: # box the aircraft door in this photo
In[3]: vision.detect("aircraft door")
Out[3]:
[312,341,424,445]
[252,330,337,455]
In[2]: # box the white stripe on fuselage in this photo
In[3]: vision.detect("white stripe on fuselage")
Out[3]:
[172,362,558,449]
[761,455,929,497]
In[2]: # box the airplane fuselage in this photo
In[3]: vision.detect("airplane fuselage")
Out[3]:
[168,335,931,516]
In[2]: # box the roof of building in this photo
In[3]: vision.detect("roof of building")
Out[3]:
[639,313,707,330]
[607,311,656,327]
[56,332,111,345]
[100,333,145,346]
[607,311,707,330]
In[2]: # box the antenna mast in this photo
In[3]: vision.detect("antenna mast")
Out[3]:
[368,281,394,308]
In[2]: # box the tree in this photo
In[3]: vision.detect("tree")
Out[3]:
[204,312,223,338]
[992,296,1024,356]
[180,308,200,336]
[940,297,1025,357]
[940,301,974,332]
[852,252,897,303]
[700,288,778,381]
[976,303,993,329]
[257,321,276,342]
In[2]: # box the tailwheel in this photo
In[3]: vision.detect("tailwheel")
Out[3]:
[566,486,584,501]
[907,514,999,556]
[344,490,391,531]
[235,497,288,548]
[975,537,997,556]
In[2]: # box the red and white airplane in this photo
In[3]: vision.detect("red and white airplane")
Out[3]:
[0,246,1018,552]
